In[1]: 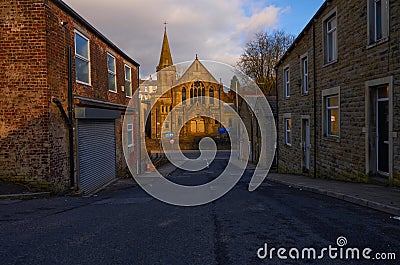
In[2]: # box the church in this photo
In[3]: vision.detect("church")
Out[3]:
[144,25,234,149]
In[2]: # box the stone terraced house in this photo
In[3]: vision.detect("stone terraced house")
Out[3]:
[276,0,399,186]
[0,0,140,194]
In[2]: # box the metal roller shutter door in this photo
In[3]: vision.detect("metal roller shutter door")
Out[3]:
[78,119,116,194]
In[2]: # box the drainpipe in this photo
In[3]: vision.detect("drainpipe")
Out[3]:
[53,46,75,189]
[276,77,279,170]
[313,22,317,179]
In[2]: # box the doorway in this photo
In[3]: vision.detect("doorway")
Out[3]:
[366,77,393,184]
[301,118,311,173]
[376,86,389,175]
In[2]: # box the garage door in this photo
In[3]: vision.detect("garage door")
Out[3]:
[78,119,116,194]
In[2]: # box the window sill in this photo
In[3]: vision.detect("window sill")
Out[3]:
[322,60,338,68]
[285,143,292,147]
[284,96,290,100]
[323,135,340,143]
[366,38,389,50]
[302,91,309,96]
[109,90,118,94]
[126,95,133,99]
[76,80,92,87]
[128,144,134,148]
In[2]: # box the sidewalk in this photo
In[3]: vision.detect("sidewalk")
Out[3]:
[0,180,50,200]
[267,173,400,216]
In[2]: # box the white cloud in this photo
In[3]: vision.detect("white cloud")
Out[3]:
[62,0,284,78]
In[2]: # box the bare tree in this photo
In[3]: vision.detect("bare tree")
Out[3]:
[237,30,294,95]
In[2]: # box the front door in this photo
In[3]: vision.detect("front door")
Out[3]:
[301,119,310,172]
[376,86,389,174]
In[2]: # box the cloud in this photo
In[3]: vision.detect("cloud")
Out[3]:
[62,0,284,78]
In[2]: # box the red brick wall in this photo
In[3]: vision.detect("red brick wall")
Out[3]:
[45,0,139,191]
[0,0,51,190]
[0,0,139,193]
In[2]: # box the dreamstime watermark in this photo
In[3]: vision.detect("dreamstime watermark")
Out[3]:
[257,236,397,261]
[122,60,277,206]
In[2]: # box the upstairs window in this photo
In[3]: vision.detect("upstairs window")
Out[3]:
[301,56,309,94]
[283,67,290,98]
[108,53,117,92]
[368,0,389,44]
[74,30,90,84]
[125,65,132,97]
[324,11,337,64]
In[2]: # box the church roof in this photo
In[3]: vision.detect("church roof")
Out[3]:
[156,24,173,72]
[176,56,219,86]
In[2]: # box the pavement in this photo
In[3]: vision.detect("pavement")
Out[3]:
[1,162,400,217]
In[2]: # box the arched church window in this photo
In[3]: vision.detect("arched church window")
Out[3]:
[209,88,214,105]
[202,88,206,104]
[190,88,194,104]
[182,88,186,105]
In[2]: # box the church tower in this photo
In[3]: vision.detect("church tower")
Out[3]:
[156,23,176,97]
[156,22,173,72]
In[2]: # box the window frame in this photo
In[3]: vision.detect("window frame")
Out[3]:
[322,87,341,139]
[300,53,309,95]
[284,116,292,146]
[124,64,132,98]
[322,8,338,65]
[127,124,134,147]
[107,52,117,93]
[367,0,389,46]
[283,66,290,98]
[74,30,91,85]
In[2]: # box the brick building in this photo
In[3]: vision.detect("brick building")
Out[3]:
[0,0,140,194]
[276,0,399,186]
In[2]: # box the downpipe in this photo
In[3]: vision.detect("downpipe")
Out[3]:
[52,46,75,189]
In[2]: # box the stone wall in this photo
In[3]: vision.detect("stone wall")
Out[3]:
[277,0,400,185]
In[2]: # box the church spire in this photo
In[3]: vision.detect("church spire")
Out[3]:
[156,22,173,72]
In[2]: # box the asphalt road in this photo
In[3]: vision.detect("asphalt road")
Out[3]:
[0,153,399,264]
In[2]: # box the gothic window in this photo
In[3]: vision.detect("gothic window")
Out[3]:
[182,88,187,105]
[190,88,194,104]
[202,88,205,104]
[209,87,214,105]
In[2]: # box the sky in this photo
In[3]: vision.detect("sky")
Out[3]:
[62,0,325,78]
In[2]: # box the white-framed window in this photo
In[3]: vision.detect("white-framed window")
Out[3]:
[127,124,134,147]
[322,87,340,138]
[301,55,309,94]
[107,53,117,92]
[283,66,290,98]
[125,65,132,97]
[368,0,389,45]
[285,118,292,146]
[323,10,338,64]
[74,30,90,85]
